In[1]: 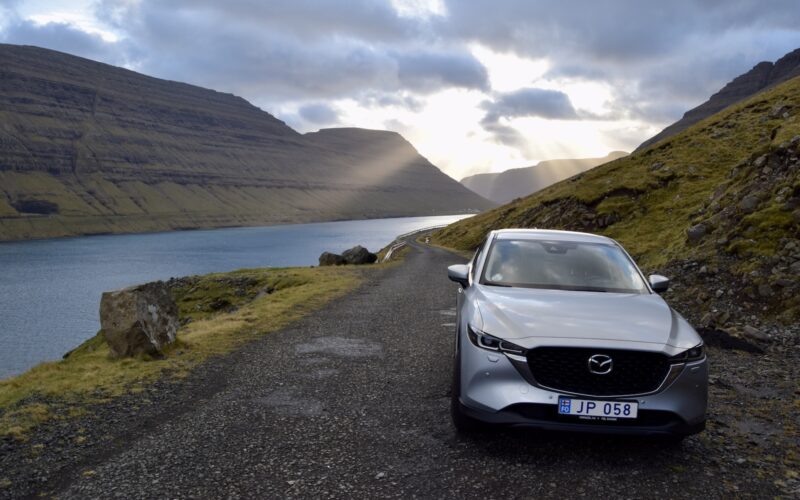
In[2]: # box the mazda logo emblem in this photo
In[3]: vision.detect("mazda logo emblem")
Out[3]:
[587,354,613,375]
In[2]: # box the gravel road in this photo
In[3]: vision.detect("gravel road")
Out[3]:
[4,238,793,498]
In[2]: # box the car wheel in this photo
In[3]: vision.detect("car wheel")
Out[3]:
[451,342,485,434]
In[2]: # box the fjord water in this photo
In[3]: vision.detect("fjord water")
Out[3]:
[0,215,470,379]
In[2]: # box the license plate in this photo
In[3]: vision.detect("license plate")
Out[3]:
[558,397,638,419]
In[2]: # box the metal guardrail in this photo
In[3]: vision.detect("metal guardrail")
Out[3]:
[395,224,449,240]
[382,224,448,263]
[381,242,407,263]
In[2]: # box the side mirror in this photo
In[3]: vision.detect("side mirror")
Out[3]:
[448,264,470,288]
[648,274,670,294]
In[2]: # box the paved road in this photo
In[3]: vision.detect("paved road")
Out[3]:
[51,239,775,498]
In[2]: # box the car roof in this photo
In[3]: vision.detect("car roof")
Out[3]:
[491,228,615,245]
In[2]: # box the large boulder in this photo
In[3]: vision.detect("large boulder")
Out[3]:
[100,281,179,358]
[319,252,345,266]
[342,245,377,265]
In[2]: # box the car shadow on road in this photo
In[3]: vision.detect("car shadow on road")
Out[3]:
[459,427,694,464]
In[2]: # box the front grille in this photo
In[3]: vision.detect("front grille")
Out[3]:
[526,347,670,396]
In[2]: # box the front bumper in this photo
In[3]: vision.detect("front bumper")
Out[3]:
[458,335,708,436]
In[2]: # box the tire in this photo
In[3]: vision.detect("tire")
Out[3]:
[450,340,485,434]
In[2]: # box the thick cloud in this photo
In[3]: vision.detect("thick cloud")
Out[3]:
[298,103,340,125]
[480,88,578,149]
[395,50,489,92]
[483,88,578,121]
[83,0,489,104]
[0,17,132,66]
[440,0,800,123]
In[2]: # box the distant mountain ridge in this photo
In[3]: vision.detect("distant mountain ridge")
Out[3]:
[0,44,493,241]
[460,151,628,204]
[637,48,800,150]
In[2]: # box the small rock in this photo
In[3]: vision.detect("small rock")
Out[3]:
[687,223,708,243]
[649,162,664,172]
[761,166,772,175]
[375,472,386,480]
[341,245,377,265]
[769,104,790,119]
[715,289,725,298]
[738,195,760,213]
[715,310,731,326]
[774,279,794,288]
[757,284,773,297]
[100,281,179,358]
[699,265,708,275]
[318,252,345,266]
[742,325,770,342]
[753,155,767,168]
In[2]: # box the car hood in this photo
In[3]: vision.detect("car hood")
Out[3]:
[473,285,697,351]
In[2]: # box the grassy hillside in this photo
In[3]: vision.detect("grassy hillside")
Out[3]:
[434,76,800,323]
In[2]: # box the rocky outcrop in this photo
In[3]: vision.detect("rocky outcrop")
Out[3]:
[460,152,627,204]
[637,48,800,150]
[318,246,377,266]
[99,281,179,358]
[318,252,345,266]
[0,44,493,241]
[342,245,377,265]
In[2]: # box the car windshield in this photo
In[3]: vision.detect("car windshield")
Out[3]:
[480,238,647,293]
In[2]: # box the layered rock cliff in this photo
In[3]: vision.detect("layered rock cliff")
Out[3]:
[0,44,493,240]
[637,48,800,150]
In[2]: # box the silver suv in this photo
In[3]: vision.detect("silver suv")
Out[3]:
[447,229,707,437]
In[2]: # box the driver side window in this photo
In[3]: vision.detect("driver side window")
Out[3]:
[470,239,486,281]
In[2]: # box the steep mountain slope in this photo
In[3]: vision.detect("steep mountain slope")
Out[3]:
[434,76,800,323]
[0,44,493,241]
[637,48,800,150]
[460,151,627,204]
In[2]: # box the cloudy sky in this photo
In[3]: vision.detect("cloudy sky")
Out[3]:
[1,1,799,180]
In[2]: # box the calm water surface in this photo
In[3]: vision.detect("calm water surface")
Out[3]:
[0,214,470,379]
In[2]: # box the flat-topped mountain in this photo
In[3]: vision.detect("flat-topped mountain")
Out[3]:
[637,48,800,150]
[460,151,627,204]
[0,44,493,240]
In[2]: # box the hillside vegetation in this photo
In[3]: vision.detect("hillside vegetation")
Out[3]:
[434,76,800,323]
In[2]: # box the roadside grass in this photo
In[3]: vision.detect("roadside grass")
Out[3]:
[0,265,366,439]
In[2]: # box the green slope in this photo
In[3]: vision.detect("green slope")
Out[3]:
[434,77,800,322]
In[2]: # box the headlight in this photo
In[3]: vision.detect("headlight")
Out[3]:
[467,325,527,355]
[670,343,705,362]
